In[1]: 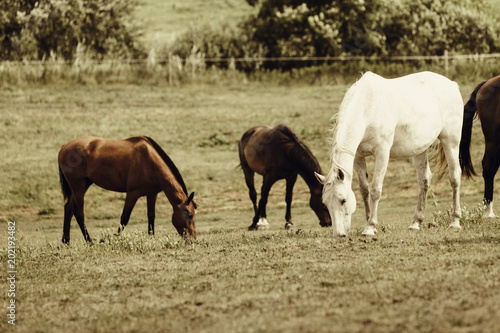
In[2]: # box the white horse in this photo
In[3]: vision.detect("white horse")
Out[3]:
[316,71,464,237]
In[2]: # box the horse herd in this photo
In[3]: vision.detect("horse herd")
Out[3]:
[58,71,500,243]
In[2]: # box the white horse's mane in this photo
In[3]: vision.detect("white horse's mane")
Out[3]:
[327,72,373,180]
[329,71,374,146]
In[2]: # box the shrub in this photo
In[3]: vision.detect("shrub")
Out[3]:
[162,21,266,72]
[242,0,500,69]
[0,0,144,61]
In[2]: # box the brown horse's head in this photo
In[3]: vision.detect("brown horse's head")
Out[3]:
[172,192,197,239]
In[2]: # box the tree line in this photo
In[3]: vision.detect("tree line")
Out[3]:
[1,0,498,71]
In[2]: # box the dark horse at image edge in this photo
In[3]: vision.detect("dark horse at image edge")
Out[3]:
[460,75,500,218]
[58,136,197,244]
[238,124,331,230]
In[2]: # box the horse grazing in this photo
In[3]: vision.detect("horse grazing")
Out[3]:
[58,136,197,244]
[315,71,464,237]
[460,75,500,217]
[238,124,331,230]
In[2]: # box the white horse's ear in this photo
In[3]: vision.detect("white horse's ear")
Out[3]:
[315,172,326,184]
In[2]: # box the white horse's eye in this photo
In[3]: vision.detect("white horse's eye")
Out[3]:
[340,199,346,205]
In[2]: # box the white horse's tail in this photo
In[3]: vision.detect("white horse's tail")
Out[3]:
[433,143,448,182]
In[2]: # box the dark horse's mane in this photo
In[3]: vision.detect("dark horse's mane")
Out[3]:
[275,124,323,181]
[143,136,189,196]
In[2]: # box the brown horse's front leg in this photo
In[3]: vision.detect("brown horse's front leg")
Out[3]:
[147,194,158,235]
[117,192,140,234]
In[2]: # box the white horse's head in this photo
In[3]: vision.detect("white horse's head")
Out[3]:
[315,169,356,237]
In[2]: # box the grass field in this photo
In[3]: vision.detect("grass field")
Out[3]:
[1,78,500,332]
[2,0,500,332]
[134,0,256,47]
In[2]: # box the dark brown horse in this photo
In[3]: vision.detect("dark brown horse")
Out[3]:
[238,124,331,230]
[58,136,197,244]
[460,75,500,218]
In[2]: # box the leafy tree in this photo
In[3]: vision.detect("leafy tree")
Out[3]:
[383,0,499,56]
[243,0,386,59]
[0,0,143,61]
[242,0,500,68]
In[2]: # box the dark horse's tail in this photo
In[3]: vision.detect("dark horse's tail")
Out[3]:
[238,127,257,170]
[460,81,487,178]
[59,166,72,202]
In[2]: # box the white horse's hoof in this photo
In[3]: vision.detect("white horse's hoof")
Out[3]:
[448,220,462,230]
[256,218,270,230]
[284,222,293,230]
[408,222,420,231]
[362,226,377,236]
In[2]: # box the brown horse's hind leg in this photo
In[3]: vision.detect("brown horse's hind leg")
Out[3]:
[72,188,93,243]
[62,198,75,244]
[284,174,298,229]
[147,194,158,235]
[117,192,141,234]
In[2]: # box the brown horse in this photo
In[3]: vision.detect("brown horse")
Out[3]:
[58,136,197,244]
[460,75,500,217]
[238,124,331,230]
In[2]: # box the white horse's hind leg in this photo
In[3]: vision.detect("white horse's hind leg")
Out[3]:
[409,151,432,231]
[440,140,462,229]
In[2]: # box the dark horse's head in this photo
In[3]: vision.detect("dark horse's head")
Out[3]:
[277,124,332,228]
[310,185,332,227]
[172,192,197,239]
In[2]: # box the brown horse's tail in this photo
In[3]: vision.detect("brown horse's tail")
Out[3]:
[459,81,486,178]
[59,166,72,202]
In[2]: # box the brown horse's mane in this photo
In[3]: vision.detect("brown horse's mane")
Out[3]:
[275,124,323,181]
[143,136,189,196]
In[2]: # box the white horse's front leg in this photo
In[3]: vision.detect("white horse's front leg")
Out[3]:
[354,156,371,221]
[408,151,432,230]
[362,150,390,236]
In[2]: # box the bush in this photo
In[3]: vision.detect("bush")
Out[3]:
[242,0,500,69]
[162,21,266,72]
[383,0,500,56]
[0,0,144,61]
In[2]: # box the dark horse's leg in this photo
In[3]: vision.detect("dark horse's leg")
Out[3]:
[284,174,298,229]
[147,193,158,235]
[241,164,259,230]
[249,175,275,230]
[117,192,141,234]
[482,141,500,218]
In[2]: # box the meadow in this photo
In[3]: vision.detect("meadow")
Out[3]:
[2,0,500,332]
[1,78,500,332]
